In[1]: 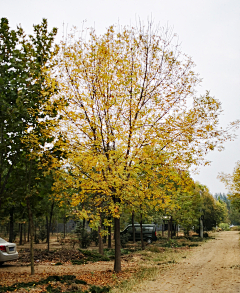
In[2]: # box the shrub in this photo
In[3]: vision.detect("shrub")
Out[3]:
[120,233,130,248]
[219,223,230,231]
[161,239,178,248]
[230,226,240,231]
[39,229,47,242]
[90,230,99,246]
[75,223,92,248]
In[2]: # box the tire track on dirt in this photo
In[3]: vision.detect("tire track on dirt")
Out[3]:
[133,231,240,293]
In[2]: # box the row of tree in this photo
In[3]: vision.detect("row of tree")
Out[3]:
[219,161,240,222]
[0,18,238,273]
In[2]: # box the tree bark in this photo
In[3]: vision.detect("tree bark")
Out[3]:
[98,224,104,255]
[140,214,145,250]
[9,207,14,243]
[27,199,34,275]
[28,221,30,242]
[132,211,135,243]
[170,216,173,239]
[108,223,111,248]
[162,220,164,237]
[47,202,54,251]
[114,217,121,272]
[24,223,26,244]
[19,223,23,245]
[46,215,49,244]
[168,219,171,240]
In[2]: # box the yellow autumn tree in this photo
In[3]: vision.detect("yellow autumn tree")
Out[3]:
[52,23,234,272]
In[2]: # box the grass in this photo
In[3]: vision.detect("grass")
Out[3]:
[72,249,110,264]
[110,233,213,293]
[110,267,160,293]
[110,247,188,293]
[0,275,110,293]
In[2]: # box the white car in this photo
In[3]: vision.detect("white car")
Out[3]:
[0,237,18,265]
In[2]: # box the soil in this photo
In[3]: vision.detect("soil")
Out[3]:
[131,231,240,293]
[0,231,239,292]
[0,237,137,291]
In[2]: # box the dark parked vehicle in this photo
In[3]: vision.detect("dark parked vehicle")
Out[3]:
[120,224,157,244]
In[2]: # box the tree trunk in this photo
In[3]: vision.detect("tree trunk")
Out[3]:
[107,216,111,248]
[19,223,23,245]
[24,223,26,244]
[132,211,135,243]
[162,220,164,237]
[173,222,176,237]
[168,219,171,240]
[170,216,173,239]
[199,216,203,238]
[47,202,54,251]
[98,224,104,255]
[114,217,121,272]
[140,214,145,250]
[108,224,111,248]
[82,218,86,248]
[27,199,34,275]
[46,215,49,244]
[28,221,30,242]
[81,218,86,249]
[9,207,14,243]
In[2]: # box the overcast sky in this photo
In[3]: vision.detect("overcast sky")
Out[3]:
[1,0,240,195]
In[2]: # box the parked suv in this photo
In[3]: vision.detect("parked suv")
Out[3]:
[120,224,157,244]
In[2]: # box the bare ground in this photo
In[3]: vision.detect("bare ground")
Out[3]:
[131,231,240,293]
[0,231,239,292]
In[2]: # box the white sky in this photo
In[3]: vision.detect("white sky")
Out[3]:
[1,0,240,195]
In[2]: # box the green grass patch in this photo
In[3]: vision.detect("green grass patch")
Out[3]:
[71,249,110,264]
[104,248,139,258]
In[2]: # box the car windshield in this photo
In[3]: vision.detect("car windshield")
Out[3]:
[0,238,8,243]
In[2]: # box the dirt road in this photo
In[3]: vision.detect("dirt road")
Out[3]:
[133,231,240,293]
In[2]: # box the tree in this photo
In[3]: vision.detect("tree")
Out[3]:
[0,18,59,209]
[166,175,201,236]
[0,17,59,274]
[53,23,234,272]
[219,161,240,212]
[195,184,228,231]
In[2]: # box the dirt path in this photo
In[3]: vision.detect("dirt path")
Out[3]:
[133,231,240,293]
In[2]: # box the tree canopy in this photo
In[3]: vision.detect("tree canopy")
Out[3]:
[219,161,240,212]
[49,23,235,272]
[0,17,59,209]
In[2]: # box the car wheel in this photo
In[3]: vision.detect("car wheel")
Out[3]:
[147,238,152,244]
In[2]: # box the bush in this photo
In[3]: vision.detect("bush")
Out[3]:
[90,230,99,246]
[80,230,92,248]
[75,222,92,248]
[161,239,178,248]
[219,223,230,231]
[35,234,40,244]
[39,229,47,242]
[120,233,130,248]
[230,226,240,231]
